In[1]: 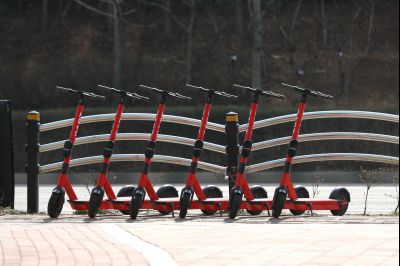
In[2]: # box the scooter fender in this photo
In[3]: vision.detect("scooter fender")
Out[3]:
[134,187,146,197]
[231,187,243,196]
[91,186,104,196]
[182,187,194,195]
[52,187,65,195]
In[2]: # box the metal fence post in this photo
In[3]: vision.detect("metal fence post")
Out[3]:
[226,112,239,201]
[26,111,40,214]
[0,100,15,208]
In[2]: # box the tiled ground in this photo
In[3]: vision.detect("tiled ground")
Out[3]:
[0,215,398,266]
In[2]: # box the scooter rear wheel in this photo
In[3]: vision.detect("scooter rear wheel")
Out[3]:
[201,186,223,216]
[247,186,268,216]
[88,187,104,219]
[229,188,243,219]
[156,185,179,215]
[47,187,65,219]
[272,186,287,218]
[289,186,310,216]
[179,193,192,219]
[329,188,351,216]
[117,186,135,215]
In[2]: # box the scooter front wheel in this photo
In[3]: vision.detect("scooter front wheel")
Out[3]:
[88,187,105,219]
[229,187,243,219]
[272,186,287,218]
[179,192,192,219]
[130,188,146,220]
[47,187,65,218]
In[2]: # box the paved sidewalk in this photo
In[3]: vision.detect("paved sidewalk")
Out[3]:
[0,215,398,266]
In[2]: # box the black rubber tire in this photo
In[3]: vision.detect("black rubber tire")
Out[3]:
[156,185,179,215]
[247,186,268,216]
[130,193,143,220]
[117,186,135,215]
[201,186,223,216]
[117,186,136,197]
[329,188,351,216]
[47,188,65,219]
[179,193,192,219]
[88,188,104,219]
[272,187,287,218]
[229,190,242,219]
[290,186,310,216]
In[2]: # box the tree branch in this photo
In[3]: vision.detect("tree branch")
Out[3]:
[73,0,114,19]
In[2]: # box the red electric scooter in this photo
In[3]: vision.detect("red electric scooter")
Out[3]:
[271,83,351,218]
[179,84,237,219]
[87,85,148,218]
[228,85,286,219]
[48,86,105,218]
[129,85,191,219]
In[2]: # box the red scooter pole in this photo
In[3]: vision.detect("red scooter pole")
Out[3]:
[88,85,148,218]
[179,85,237,219]
[48,86,105,218]
[130,85,191,219]
[229,84,285,219]
[272,83,335,218]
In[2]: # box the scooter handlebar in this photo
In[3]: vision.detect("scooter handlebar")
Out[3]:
[97,85,149,100]
[281,83,334,99]
[56,86,106,100]
[185,84,237,98]
[139,85,191,100]
[233,84,285,99]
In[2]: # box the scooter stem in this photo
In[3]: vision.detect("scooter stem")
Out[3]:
[280,92,309,199]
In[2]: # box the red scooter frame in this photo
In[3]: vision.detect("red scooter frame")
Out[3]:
[129,85,191,219]
[271,83,351,218]
[48,86,105,218]
[229,85,286,219]
[86,85,148,218]
[179,85,237,219]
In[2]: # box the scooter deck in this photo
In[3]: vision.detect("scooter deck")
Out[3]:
[241,198,346,211]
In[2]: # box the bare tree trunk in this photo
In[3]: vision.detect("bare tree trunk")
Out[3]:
[321,0,327,47]
[185,0,196,84]
[236,0,244,35]
[164,0,172,36]
[365,0,378,57]
[113,1,123,89]
[251,0,263,90]
[42,0,49,31]
[363,187,370,215]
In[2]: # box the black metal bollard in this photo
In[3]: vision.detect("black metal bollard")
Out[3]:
[26,111,40,214]
[225,112,239,202]
[0,100,15,208]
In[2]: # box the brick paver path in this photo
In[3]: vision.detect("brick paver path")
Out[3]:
[0,215,398,266]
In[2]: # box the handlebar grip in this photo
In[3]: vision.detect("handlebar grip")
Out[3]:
[233,84,285,99]
[56,86,106,100]
[186,84,237,98]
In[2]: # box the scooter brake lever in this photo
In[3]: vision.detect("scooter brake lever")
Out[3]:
[57,86,106,100]
[281,83,334,99]
[98,85,148,100]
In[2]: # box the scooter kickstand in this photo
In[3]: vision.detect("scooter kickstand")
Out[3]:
[170,203,175,218]
[308,203,314,217]
[265,203,271,217]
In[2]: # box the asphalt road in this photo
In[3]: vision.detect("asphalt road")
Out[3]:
[14,184,399,215]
